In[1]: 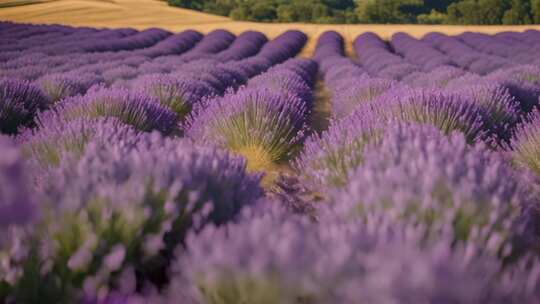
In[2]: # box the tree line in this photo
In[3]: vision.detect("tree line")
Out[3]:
[167,0,540,24]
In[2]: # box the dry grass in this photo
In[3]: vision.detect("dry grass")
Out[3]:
[2,0,540,56]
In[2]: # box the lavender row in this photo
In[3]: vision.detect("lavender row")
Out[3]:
[0,28,274,121]
[353,32,540,115]
[422,32,512,75]
[353,32,420,80]
[457,32,540,65]
[390,32,456,71]
[0,29,231,80]
[8,30,308,173]
[315,31,396,120]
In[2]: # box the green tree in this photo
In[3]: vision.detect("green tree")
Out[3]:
[276,4,298,22]
[356,0,425,24]
[533,0,540,23]
[167,0,203,10]
[313,3,331,21]
[167,0,537,24]
[417,9,447,24]
[230,3,251,20]
[251,2,277,21]
[323,0,355,9]
[503,0,533,24]
[202,0,236,16]
[446,0,509,24]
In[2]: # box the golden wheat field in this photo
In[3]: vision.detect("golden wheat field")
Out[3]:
[2,0,540,56]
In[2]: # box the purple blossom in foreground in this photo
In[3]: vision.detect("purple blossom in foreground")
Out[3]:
[0,136,35,232]
[36,88,178,134]
[8,133,263,303]
[0,136,37,296]
[186,88,308,170]
[0,78,49,134]
[333,123,535,256]
[165,203,540,304]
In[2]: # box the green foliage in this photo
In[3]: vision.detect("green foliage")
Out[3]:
[502,0,533,24]
[356,0,424,24]
[416,9,447,24]
[533,0,540,23]
[166,0,540,24]
[446,0,510,25]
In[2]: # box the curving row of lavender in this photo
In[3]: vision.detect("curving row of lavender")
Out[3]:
[3,20,540,303]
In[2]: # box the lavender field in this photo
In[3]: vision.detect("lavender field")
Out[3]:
[2,21,540,303]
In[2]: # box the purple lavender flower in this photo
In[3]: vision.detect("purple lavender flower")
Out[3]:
[0,78,49,134]
[16,133,262,303]
[37,88,178,134]
[166,203,539,304]
[186,88,308,171]
[333,123,533,255]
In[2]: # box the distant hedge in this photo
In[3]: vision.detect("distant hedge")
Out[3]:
[167,0,540,24]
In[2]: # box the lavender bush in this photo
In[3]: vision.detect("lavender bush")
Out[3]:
[6,133,263,303]
[166,203,539,304]
[0,78,49,134]
[186,88,308,170]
